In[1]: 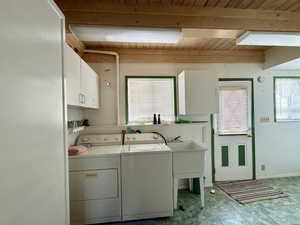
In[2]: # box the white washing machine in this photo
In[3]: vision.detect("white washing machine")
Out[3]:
[69,133,173,224]
[69,134,123,225]
[121,133,173,221]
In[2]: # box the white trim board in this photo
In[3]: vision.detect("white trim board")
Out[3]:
[257,172,300,180]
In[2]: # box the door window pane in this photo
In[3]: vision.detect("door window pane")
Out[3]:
[275,78,300,121]
[127,77,176,124]
[218,87,249,134]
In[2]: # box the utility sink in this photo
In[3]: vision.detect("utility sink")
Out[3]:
[124,143,170,153]
[170,141,207,210]
[168,141,207,152]
[170,141,207,179]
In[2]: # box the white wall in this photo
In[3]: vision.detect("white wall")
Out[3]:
[265,47,300,70]
[82,61,300,184]
[84,63,118,126]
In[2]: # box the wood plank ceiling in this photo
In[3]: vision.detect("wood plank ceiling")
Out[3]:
[108,0,300,10]
[56,0,300,63]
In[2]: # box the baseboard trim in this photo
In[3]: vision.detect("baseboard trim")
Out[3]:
[257,172,300,180]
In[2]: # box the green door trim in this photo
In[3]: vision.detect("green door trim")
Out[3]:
[211,78,256,183]
[210,114,216,183]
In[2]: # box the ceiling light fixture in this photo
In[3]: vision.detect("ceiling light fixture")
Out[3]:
[70,25,181,44]
[236,31,300,47]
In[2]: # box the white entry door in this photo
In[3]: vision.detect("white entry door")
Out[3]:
[214,80,254,182]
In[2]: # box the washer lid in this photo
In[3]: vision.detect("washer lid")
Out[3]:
[123,143,170,154]
[77,134,122,145]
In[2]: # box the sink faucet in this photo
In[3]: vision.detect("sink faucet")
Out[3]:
[121,129,142,145]
[121,130,126,145]
[152,132,168,146]
[121,129,167,146]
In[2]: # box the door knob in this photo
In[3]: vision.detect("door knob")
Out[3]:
[247,129,252,137]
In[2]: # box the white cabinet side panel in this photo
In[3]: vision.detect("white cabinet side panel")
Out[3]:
[178,71,186,115]
[121,153,173,220]
[0,1,67,225]
[64,44,81,106]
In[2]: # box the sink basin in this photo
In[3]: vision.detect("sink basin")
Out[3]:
[123,143,170,154]
[168,141,207,152]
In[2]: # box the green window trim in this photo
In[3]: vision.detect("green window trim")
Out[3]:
[274,76,300,123]
[125,76,177,124]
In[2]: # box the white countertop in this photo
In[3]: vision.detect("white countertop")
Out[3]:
[123,144,171,154]
[69,145,125,158]
[69,140,207,159]
[69,143,171,158]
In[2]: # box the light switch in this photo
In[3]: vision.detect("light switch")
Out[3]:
[260,117,270,123]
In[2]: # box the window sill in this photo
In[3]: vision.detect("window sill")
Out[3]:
[126,122,175,127]
[218,133,248,136]
[125,121,208,128]
[275,119,300,123]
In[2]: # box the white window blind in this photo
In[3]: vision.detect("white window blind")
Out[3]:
[275,78,300,121]
[127,77,176,124]
[218,87,249,134]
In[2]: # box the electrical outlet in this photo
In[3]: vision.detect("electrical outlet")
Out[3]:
[260,117,270,123]
[261,164,266,171]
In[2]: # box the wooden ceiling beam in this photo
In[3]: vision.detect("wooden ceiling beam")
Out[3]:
[55,0,300,32]
[82,47,265,63]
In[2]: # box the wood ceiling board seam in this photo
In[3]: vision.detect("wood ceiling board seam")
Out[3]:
[237,0,256,9]
[65,12,300,32]
[59,3,300,21]
[247,0,266,9]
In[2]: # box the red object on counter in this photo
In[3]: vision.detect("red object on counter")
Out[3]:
[68,145,88,156]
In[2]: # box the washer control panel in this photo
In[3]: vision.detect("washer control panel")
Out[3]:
[78,134,122,145]
[125,133,161,144]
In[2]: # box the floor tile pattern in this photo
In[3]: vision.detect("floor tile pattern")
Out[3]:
[158,177,300,225]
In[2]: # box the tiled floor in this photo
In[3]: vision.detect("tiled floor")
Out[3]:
[158,177,300,225]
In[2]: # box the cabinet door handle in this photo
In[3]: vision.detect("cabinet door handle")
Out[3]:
[85,173,97,177]
[79,94,82,104]
[83,94,85,104]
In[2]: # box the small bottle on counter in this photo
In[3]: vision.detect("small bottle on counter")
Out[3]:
[153,114,157,124]
[158,114,161,124]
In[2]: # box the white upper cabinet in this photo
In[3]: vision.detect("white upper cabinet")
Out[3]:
[80,59,99,109]
[64,44,81,106]
[178,70,218,115]
[64,43,99,109]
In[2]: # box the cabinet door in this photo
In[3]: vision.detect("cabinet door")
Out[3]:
[69,169,118,201]
[121,153,173,220]
[178,70,217,115]
[80,59,99,108]
[80,59,90,107]
[64,44,81,106]
[178,71,186,115]
[88,70,99,108]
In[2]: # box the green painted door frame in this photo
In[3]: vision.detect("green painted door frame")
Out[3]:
[211,78,256,183]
